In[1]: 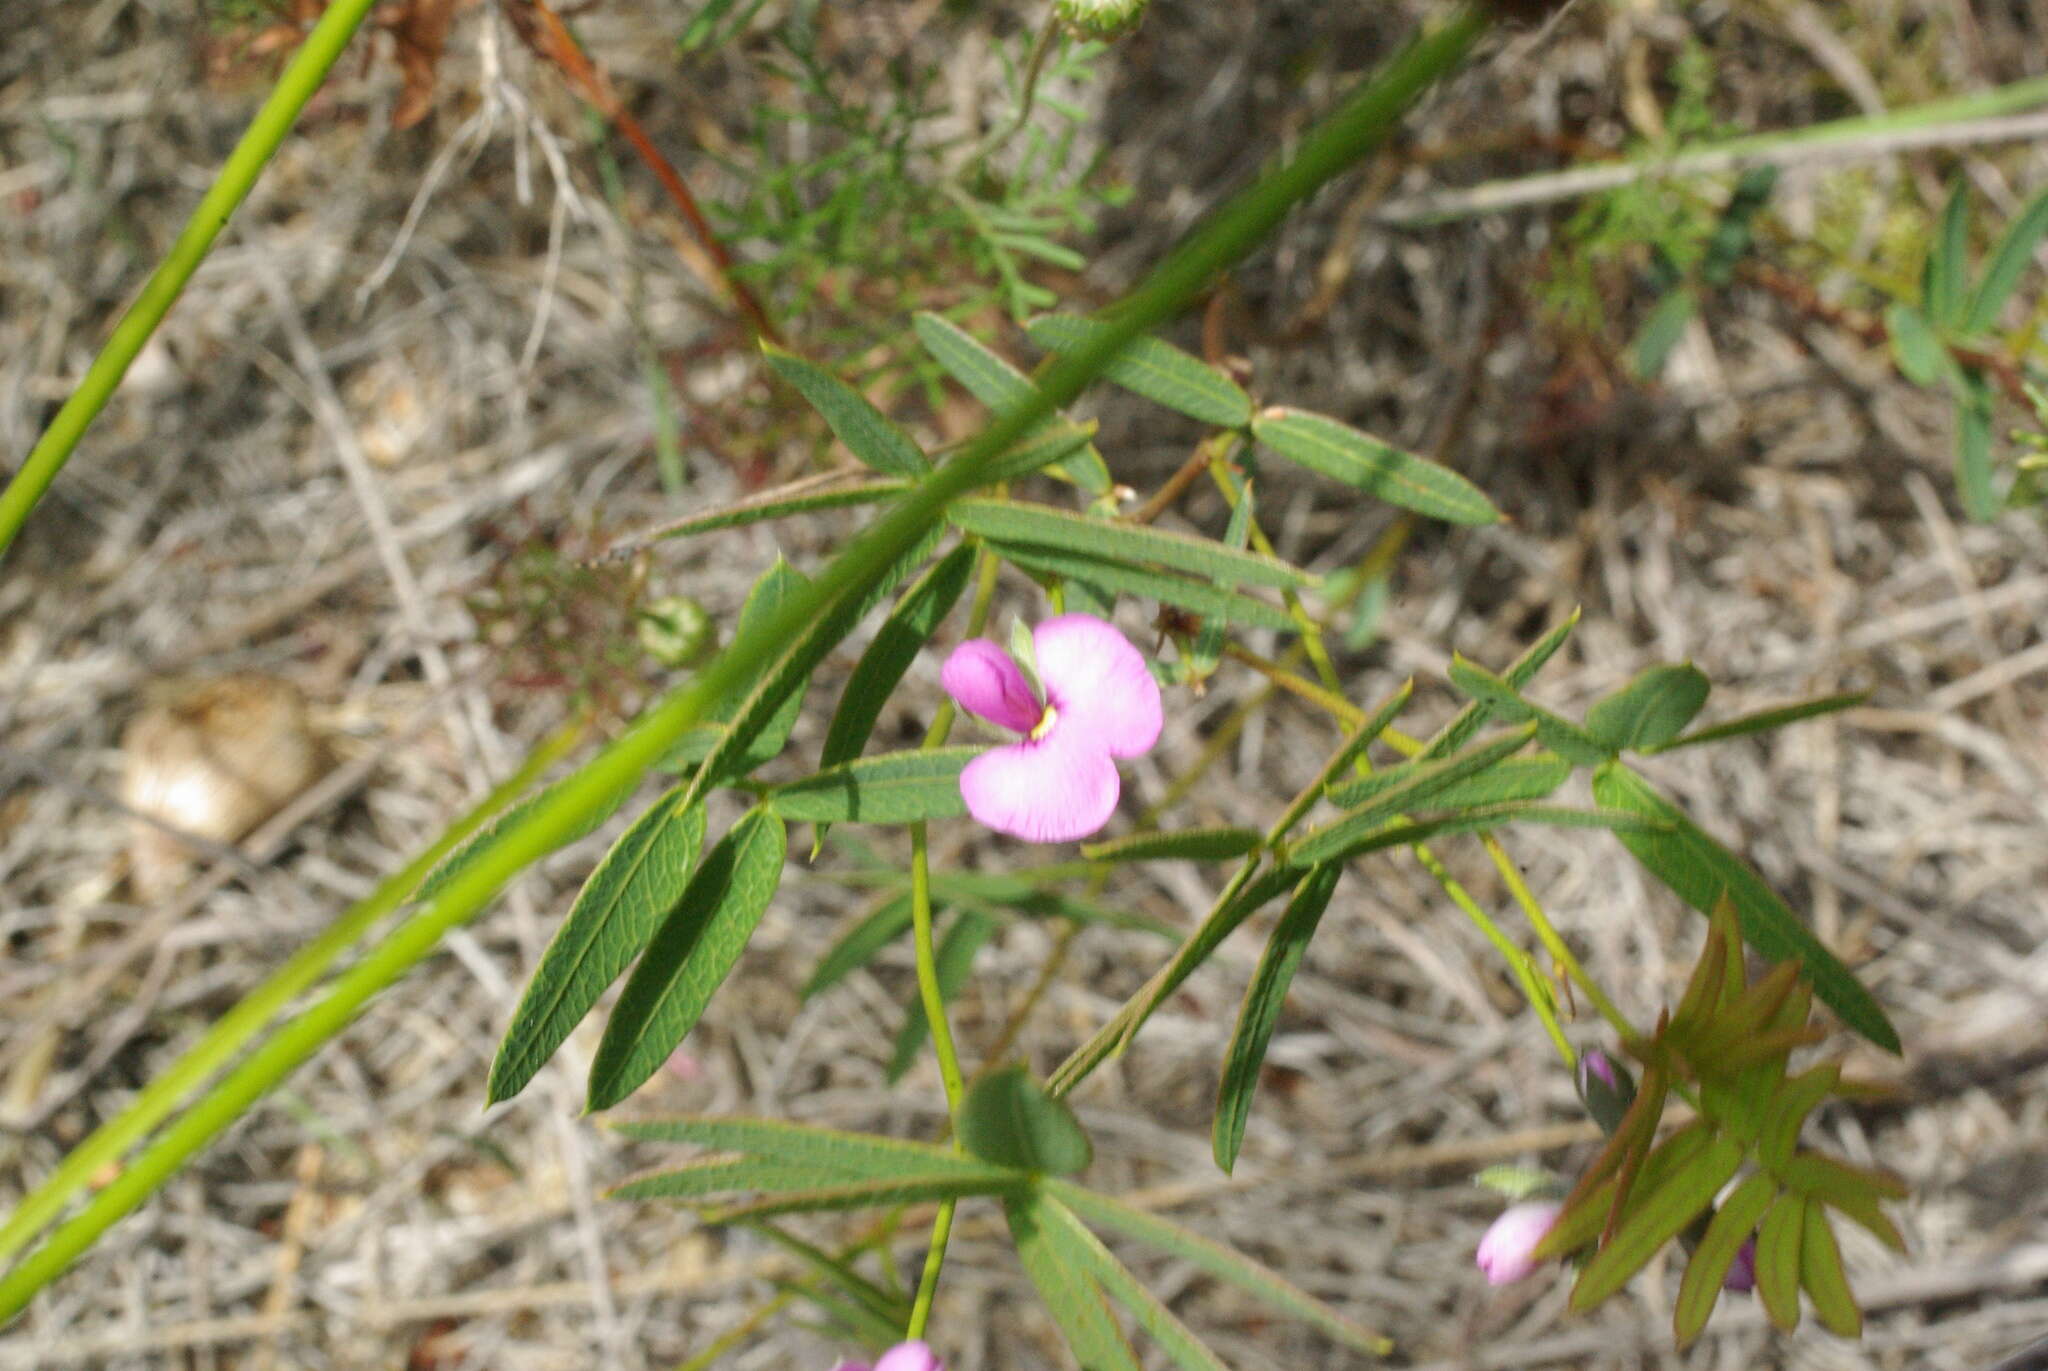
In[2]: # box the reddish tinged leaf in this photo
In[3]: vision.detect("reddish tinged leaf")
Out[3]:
[1675,1171,1777,1345]
[1755,1193,1807,1331]
[1801,1203,1864,1338]
[382,0,465,130]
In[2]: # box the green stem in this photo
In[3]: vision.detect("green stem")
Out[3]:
[0,719,584,1269]
[0,8,1490,1318]
[1481,833,1635,1043]
[0,0,384,560]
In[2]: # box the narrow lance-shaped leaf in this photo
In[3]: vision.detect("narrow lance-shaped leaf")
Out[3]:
[745,1223,909,1346]
[1323,722,1539,812]
[1584,663,1711,753]
[705,1171,1026,1223]
[1033,1193,1231,1371]
[1674,1170,1777,1345]
[1004,1192,1143,1371]
[1190,472,1255,679]
[1963,185,2048,335]
[951,498,1312,589]
[989,539,1298,631]
[1630,288,1697,382]
[1571,1132,1744,1310]
[1954,367,2000,523]
[1044,1178,1392,1355]
[1214,864,1341,1173]
[1925,182,1972,328]
[767,747,977,825]
[487,790,705,1104]
[960,1065,1093,1175]
[1886,302,1949,388]
[607,1156,833,1202]
[418,768,634,904]
[1754,1192,1807,1331]
[820,544,975,770]
[1446,656,1609,763]
[1422,609,1580,760]
[887,909,996,1083]
[1080,827,1263,864]
[1799,1201,1863,1338]
[1027,314,1254,429]
[1642,689,1865,753]
[610,1115,1007,1180]
[763,343,929,476]
[622,478,911,547]
[1252,406,1500,525]
[659,557,812,774]
[1591,761,1900,1054]
[912,310,1112,493]
[801,892,916,1001]
[588,808,788,1110]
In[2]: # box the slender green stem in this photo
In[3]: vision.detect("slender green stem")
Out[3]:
[908,825,967,1114]
[1409,843,1574,1065]
[0,8,1489,1318]
[0,0,383,560]
[905,1190,957,1340]
[0,719,585,1269]
[1481,833,1636,1043]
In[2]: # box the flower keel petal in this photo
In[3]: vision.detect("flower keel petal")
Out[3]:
[942,639,1044,734]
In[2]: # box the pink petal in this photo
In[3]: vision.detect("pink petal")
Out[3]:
[828,1363,871,1371]
[1033,614,1162,758]
[873,1343,944,1371]
[941,639,1043,734]
[1475,1201,1562,1285]
[959,728,1120,843]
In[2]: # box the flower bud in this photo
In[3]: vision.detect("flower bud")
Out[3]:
[1724,1236,1757,1293]
[1575,1047,1637,1136]
[1476,1201,1562,1285]
[831,1342,945,1371]
[1054,0,1148,40]
[637,595,714,669]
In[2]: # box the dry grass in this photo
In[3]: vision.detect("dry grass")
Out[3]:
[3,1,2046,1367]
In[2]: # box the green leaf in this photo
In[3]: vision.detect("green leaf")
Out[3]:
[1033,1194,1231,1371]
[487,790,706,1104]
[1213,864,1340,1173]
[1955,368,2001,522]
[706,1171,1025,1223]
[1629,288,1696,381]
[607,1156,831,1201]
[627,479,911,545]
[1045,1179,1392,1355]
[1322,723,1539,814]
[975,421,1102,485]
[1800,1198,1863,1337]
[801,893,915,1001]
[1421,610,1580,760]
[1584,663,1711,753]
[1754,1192,1807,1330]
[1886,301,1948,388]
[1758,1062,1841,1171]
[1005,1192,1143,1371]
[988,539,1297,631]
[887,909,997,1082]
[1027,314,1253,428]
[1445,656,1610,763]
[818,544,976,774]
[1570,1131,1743,1309]
[1641,689,1865,753]
[417,770,634,904]
[1777,1151,1909,1204]
[587,808,788,1109]
[746,1223,908,1345]
[1674,1170,1777,1345]
[1287,801,1658,868]
[1190,474,1255,679]
[1590,762,1900,1054]
[951,498,1311,589]
[657,558,812,777]
[1080,827,1263,864]
[959,1065,1094,1175]
[763,344,930,476]
[767,748,976,825]
[1698,164,1778,288]
[1963,186,2048,335]
[610,1115,1005,1180]
[1252,406,1500,525]
[912,311,1112,493]
[1925,182,1972,328]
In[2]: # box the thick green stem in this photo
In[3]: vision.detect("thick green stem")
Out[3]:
[0,0,383,560]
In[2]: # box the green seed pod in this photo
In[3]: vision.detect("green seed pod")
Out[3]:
[637,595,715,669]
[1054,0,1148,40]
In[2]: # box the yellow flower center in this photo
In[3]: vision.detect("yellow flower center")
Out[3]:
[1028,703,1059,741]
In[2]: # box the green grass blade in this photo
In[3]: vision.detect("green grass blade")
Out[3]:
[1964,186,2048,334]
[1026,314,1253,428]
[587,808,788,1109]
[1213,864,1340,1173]
[1252,407,1500,525]
[487,789,707,1104]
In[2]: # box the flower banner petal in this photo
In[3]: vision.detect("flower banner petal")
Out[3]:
[1033,614,1162,758]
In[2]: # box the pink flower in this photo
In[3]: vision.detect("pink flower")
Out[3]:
[941,614,1163,843]
[1476,1200,1562,1285]
[832,1342,944,1371]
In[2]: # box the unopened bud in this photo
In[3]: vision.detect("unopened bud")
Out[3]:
[1054,0,1148,40]
[637,595,714,669]
[1476,1201,1562,1285]
[1576,1047,1637,1135]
